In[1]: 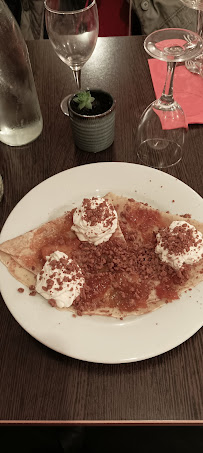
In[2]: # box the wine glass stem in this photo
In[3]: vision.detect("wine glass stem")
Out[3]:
[160,61,176,104]
[197,10,203,37]
[73,69,81,90]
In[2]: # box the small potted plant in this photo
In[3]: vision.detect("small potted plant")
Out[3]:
[67,89,116,153]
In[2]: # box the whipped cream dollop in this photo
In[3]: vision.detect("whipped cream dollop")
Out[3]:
[71,197,118,246]
[35,251,85,308]
[155,220,203,270]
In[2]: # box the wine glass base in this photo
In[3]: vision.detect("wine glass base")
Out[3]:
[60,95,72,116]
[144,28,203,62]
[137,139,183,169]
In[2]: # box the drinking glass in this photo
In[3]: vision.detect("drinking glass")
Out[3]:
[44,0,99,113]
[137,28,203,169]
[180,0,203,76]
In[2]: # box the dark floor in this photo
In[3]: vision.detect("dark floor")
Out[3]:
[0,426,203,453]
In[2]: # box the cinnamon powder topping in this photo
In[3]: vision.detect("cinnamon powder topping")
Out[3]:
[39,256,82,292]
[158,223,199,255]
[17,287,24,293]
[82,197,116,228]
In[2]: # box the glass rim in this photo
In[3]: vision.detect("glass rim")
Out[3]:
[44,0,96,15]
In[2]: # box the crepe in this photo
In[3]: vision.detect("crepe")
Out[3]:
[105,192,203,291]
[0,193,203,318]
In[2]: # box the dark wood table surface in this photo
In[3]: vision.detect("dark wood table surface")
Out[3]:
[0,37,202,422]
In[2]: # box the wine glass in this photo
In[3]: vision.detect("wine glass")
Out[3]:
[44,0,99,113]
[180,0,203,76]
[137,28,203,169]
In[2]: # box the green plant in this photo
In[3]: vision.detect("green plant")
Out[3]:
[73,90,95,110]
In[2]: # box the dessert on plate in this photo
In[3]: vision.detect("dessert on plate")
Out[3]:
[0,193,203,318]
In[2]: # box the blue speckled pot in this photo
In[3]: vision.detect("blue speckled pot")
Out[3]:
[68,90,116,153]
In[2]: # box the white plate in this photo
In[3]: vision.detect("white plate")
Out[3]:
[0,163,202,363]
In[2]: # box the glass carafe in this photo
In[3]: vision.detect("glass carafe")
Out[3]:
[0,0,43,146]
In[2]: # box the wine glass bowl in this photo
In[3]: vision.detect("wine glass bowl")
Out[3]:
[44,0,99,112]
[137,102,186,168]
[137,28,203,169]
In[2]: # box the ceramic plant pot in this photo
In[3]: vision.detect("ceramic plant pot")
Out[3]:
[67,89,116,153]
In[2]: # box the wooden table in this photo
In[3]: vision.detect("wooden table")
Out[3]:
[0,37,202,422]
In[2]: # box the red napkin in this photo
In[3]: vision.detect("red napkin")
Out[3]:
[148,59,203,124]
